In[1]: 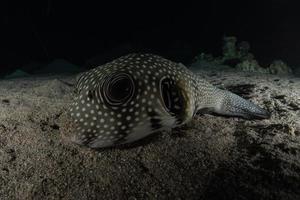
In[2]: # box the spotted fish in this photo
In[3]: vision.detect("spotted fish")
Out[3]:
[68,53,270,148]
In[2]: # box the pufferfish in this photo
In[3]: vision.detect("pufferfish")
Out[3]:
[68,53,270,148]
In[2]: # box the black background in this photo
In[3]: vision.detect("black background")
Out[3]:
[1,1,300,74]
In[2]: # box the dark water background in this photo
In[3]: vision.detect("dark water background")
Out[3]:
[1,1,300,76]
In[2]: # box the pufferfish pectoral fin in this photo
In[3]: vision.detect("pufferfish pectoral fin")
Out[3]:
[210,89,271,119]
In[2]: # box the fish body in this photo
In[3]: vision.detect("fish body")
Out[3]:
[68,53,270,148]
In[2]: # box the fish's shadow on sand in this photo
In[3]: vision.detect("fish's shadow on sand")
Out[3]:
[94,131,164,152]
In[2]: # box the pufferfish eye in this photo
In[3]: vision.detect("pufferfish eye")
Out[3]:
[160,77,184,116]
[101,73,135,106]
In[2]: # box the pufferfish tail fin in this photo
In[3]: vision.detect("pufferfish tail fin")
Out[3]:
[209,89,271,119]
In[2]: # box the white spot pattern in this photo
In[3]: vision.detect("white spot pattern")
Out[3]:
[69,53,204,148]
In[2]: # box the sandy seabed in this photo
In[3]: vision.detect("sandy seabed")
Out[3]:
[0,69,299,200]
